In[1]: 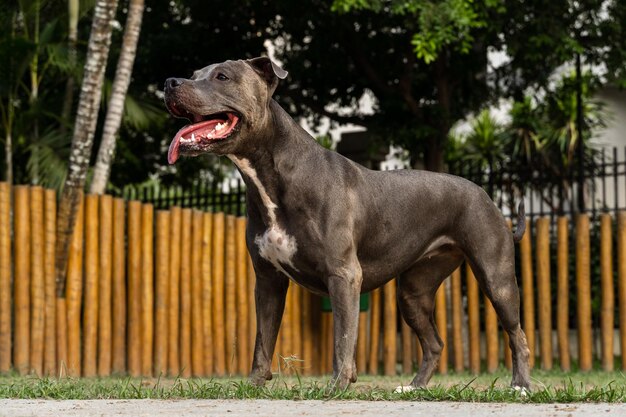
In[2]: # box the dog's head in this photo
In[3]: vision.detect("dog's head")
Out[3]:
[164,57,288,163]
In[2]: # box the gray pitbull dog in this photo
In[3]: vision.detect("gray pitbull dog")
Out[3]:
[164,57,531,391]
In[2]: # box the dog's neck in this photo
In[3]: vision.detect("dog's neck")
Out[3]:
[227,100,323,226]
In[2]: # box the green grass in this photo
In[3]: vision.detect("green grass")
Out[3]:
[0,368,625,402]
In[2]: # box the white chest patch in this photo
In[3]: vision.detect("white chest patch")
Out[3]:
[228,155,299,277]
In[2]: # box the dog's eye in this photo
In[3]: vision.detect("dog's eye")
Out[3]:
[216,73,229,81]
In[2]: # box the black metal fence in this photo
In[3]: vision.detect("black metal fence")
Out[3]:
[108,178,247,215]
[113,146,626,222]
[448,146,626,223]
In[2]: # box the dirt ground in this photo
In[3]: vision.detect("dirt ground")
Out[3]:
[1,399,624,417]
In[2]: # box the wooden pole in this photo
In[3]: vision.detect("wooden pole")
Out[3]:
[618,212,626,371]
[467,264,480,374]
[44,190,57,376]
[141,204,154,376]
[435,279,447,374]
[556,216,570,371]
[576,213,592,371]
[225,215,237,374]
[201,212,214,375]
[154,210,170,376]
[600,213,614,371]
[536,217,552,370]
[301,289,314,376]
[503,331,512,370]
[179,208,192,378]
[401,315,412,374]
[14,186,30,375]
[248,255,256,367]
[212,212,226,375]
[190,210,204,376]
[484,295,499,373]
[383,280,397,376]
[0,183,11,373]
[236,217,249,375]
[111,198,126,374]
[280,283,293,366]
[65,195,84,377]
[97,195,113,376]
[519,217,535,368]
[30,186,45,376]
[291,285,302,368]
[368,288,381,375]
[358,310,368,374]
[82,194,99,378]
[450,267,463,372]
[167,207,182,376]
[127,200,142,377]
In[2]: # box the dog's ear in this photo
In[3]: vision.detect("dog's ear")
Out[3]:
[246,56,288,96]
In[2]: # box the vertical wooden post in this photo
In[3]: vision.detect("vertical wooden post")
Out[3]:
[140,204,154,376]
[280,284,293,364]
[519,219,535,369]
[556,216,570,371]
[503,332,512,370]
[29,186,45,376]
[212,212,226,375]
[97,195,113,376]
[127,200,142,377]
[154,210,170,376]
[576,214,592,371]
[14,186,31,375]
[484,295,498,373]
[600,213,614,371]
[536,217,552,370]
[190,210,204,376]
[400,315,412,375]
[450,267,463,372]
[383,280,397,376]
[201,212,214,375]
[301,289,314,375]
[358,310,368,374]
[235,217,249,375]
[0,183,11,373]
[167,207,182,376]
[66,195,84,377]
[111,198,126,374]
[44,190,57,376]
[179,209,192,378]
[435,280,447,374]
[82,194,99,378]
[467,264,480,374]
[247,255,256,367]
[225,215,237,374]
[618,212,626,371]
[291,285,302,365]
[368,288,381,375]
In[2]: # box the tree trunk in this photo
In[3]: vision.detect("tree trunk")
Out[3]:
[60,0,79,132]
[55,0,119,297]
[422,53,452,173]
[4,131,12,185]
[90,0,145,195]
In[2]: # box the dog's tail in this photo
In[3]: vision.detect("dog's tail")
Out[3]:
[512,200,526,242]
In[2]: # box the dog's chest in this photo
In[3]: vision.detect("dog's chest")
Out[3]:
[228,155,300,277]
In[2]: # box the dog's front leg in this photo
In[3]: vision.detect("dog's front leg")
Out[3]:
[249,270,289,386]
[327,266,362,390]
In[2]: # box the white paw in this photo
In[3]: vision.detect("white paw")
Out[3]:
[394,385,416,393]
[512,385,529,397]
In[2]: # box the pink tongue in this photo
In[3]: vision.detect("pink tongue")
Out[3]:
[167,119,224,164]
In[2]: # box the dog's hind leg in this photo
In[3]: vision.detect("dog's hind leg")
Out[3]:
[397,250,464,388]
[465,241,531,390]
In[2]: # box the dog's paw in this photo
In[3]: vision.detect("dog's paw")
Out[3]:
[512,385,529,397]
[394,385,416,394]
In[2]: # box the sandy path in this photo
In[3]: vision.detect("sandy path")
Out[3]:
[1,399,624,417]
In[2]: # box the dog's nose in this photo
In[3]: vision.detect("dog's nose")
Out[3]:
[165,77,184,91]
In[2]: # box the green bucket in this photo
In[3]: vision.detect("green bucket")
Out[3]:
[321,293,370,312]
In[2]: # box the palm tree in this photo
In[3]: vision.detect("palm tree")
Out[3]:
[55,0,119,297]
[90,0,145,194]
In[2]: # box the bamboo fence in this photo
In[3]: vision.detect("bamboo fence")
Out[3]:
[1,183,626,377]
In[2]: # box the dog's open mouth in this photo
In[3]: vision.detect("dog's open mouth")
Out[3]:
[167,112,240,164]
